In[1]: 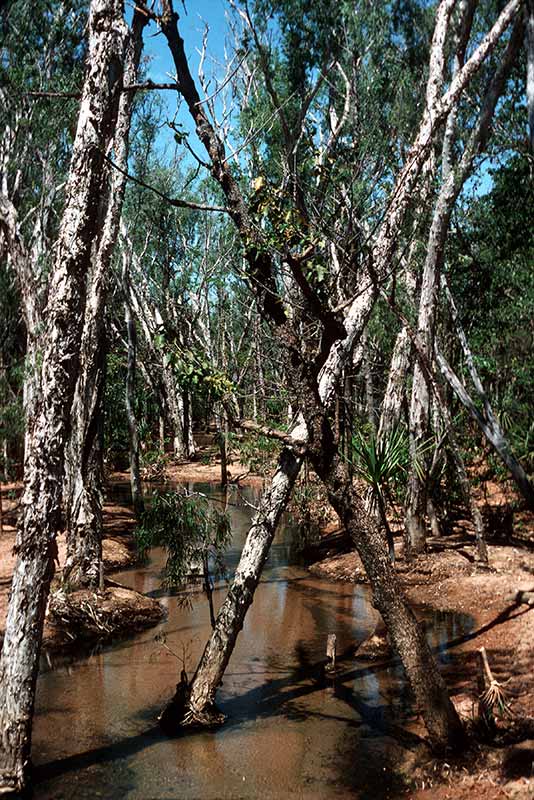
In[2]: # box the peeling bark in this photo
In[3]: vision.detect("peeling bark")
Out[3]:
[124,289,144,515]
[64,9,147,587]
[0,2,127,792]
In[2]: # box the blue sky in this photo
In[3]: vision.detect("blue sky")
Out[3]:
[145,0,230,82]
[138,0,233,163]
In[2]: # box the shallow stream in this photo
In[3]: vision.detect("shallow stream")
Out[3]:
[32,483,471,799]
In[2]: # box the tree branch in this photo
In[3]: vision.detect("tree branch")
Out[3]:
[102,154,228,213]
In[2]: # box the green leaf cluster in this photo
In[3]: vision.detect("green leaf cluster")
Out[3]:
[135,490,232,588]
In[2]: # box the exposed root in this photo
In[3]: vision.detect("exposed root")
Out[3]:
[158,671,226,734]
[181,705,227,728]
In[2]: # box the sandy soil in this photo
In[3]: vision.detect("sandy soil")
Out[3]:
[310,526,534,798]
[0,483,141,649]
[108,455,266,487]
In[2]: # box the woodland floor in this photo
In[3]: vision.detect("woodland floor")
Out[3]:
[0,458,533,797]
[309,479,534,800]
[0,479,161,651]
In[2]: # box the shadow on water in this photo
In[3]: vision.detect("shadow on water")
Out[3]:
[32,482,478,799]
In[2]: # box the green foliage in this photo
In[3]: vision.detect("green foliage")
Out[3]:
[231,432,282,477]
[351,427,409,504]
[155,335,234,401]
[448,156,534,478]
[139,445,170,482]
[103,352,130,470]
[135,490,232,588]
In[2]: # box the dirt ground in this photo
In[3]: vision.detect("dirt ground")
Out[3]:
[0,482,145,649]
[108,451,265,487]
[310,515,534,798]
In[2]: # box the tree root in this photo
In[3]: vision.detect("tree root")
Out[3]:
[158,672,226,735]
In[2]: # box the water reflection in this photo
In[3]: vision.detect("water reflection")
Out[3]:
[33,482,472,799]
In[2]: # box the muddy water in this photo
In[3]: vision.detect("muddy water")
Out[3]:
[32,483,471,799]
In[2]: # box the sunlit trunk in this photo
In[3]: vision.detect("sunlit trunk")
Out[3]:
[64,9,147,585]
[0,3,126,792]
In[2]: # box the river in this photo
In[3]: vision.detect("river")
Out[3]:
[32,482,471,799]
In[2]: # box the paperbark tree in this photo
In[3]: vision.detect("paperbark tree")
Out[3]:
[0,1,127,793]
[121,240,145,514]
[405,0,476,554]
[119,231,192,461]
[405,6,524,552]
[63,8,147,587]
[145,0,521,749]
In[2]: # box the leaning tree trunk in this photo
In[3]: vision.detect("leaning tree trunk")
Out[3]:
[0,3,126,794]
[64,9,147,586]
[186,445,303,717]
[157,0,520,735]
[311,449,464,749]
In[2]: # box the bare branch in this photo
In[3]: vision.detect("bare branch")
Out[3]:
[102,153,228,212]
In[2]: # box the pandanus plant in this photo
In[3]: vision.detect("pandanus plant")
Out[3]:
[351,427,409,563]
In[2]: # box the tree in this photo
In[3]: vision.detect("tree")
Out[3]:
[63,7,148,587]
[137,0,522,749]
[0,1,127,792]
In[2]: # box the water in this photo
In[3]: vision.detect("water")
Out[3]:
[32,483,472,799]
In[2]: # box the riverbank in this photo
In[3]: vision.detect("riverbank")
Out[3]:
[0,482,164,651]
[2,463,533,797]
[310,528,534,798]
[0,457,262,651]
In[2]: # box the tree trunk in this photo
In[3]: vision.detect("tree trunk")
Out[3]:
[162,368,187,460]
[405,148,459,556]
[313,453,464,749]
[64,7,147,587]
[0,3,126,793]
[184,392,196,459]
[186,446,302,717]
[125,295,144,516]
[378,261,418,442]
[403,7,522,551]
[378,327,411,441]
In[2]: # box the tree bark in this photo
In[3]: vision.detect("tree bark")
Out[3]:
[64,8,147,586]
[187,445,302,716]
[404,8,522,554]
[0,3,126,793]
[405,3,475,555]
[124,292,144,515]
[311,451,464,749]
